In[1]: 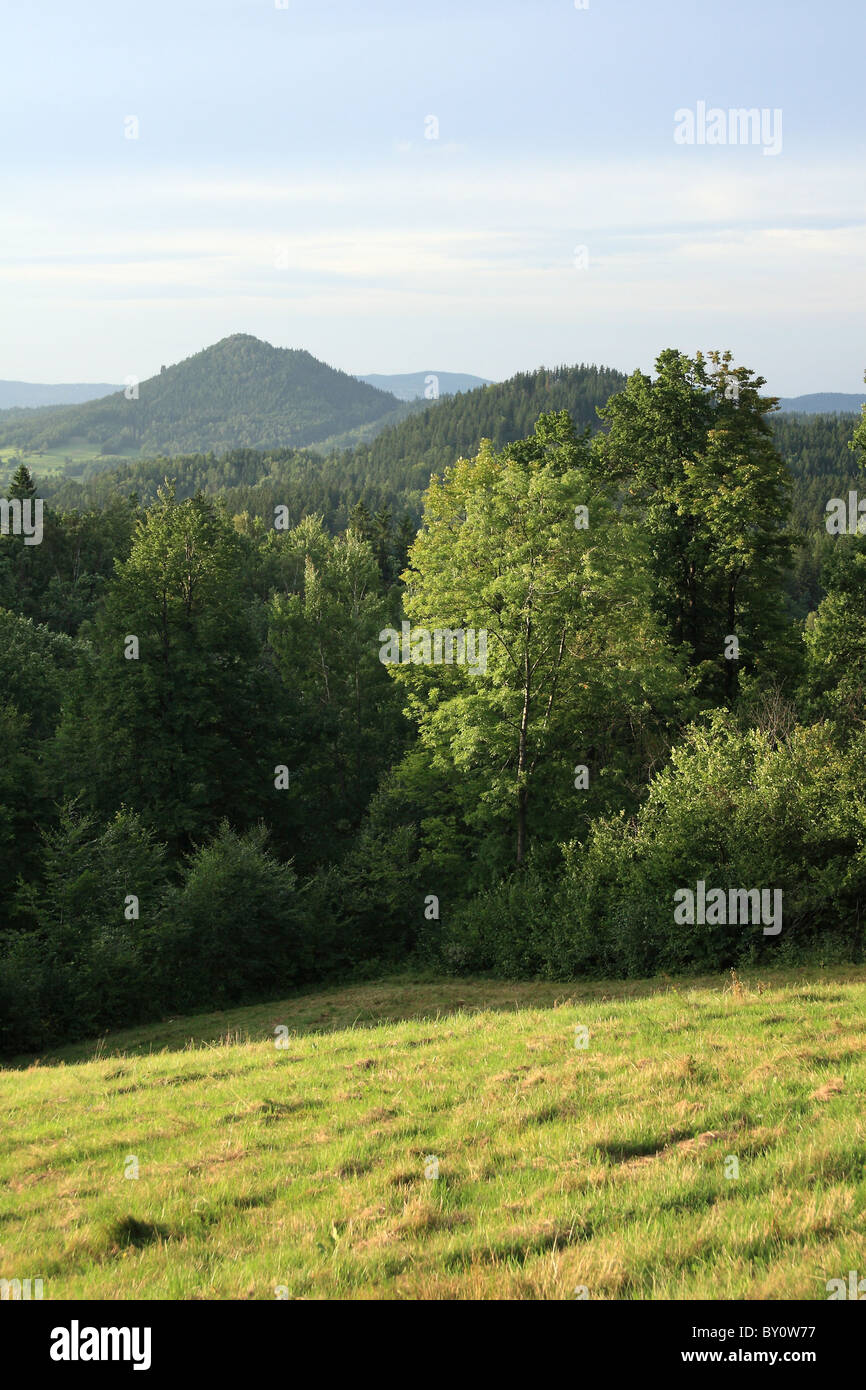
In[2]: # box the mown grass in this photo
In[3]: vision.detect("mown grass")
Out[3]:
[1,967,864,1300]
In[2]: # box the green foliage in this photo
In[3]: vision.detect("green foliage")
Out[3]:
[801,535,866,728]
[55,488,286,853]
[0,818,331,1051]
[0,804,169,1050]
[155,823,308,1011]
[597,349,793,699]
[772,411,861,617]
[0,607,79,738]
[322,764,432,970]
[266,519,407,864]
[437,866,557,977]
[28,375,859,627]
[439,715,866,978]
[0,611,81,922]
[0,491,138,634]
[346,363,628,490]
[3,357,866,1053]
[36,363,629,541]
[390,411,686,870]
[8,463,36,498]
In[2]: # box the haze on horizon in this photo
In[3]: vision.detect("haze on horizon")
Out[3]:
[1,0,864,396]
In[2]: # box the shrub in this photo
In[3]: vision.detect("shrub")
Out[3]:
[438,714,866,978]
[154,822,310,1011]
[0,803,169,1050]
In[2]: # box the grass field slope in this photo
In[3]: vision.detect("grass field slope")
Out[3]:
[2,969,864,1301]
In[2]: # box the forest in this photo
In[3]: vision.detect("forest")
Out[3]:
[1,347,864,1054]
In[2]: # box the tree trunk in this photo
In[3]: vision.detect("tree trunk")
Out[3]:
[516,613,532,866]
[516,782,528,866]
[726,578,738,699]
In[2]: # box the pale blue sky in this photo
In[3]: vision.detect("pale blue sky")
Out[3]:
[2,0,864,393]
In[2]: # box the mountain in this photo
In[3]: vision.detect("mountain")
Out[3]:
[344,363,629,494]
[0,381,121,409]
[777,392,865,415]
[38,364,863,551]
[0,336,400,457]
[357,371,495,401]
[40,363,630,526]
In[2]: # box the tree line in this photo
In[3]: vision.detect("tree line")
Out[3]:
[1,349,865,1052]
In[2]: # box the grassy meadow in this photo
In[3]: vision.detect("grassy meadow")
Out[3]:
[0,441,131,488]
[2,967,864,1300]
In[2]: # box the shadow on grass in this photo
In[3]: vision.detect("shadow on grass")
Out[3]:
[5,965,865,1072]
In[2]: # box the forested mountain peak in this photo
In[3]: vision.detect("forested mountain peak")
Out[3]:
[0,336,401,458]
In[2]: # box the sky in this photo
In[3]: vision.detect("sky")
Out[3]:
[1,0,864,394]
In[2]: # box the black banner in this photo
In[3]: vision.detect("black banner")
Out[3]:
[3,1299,861,1377]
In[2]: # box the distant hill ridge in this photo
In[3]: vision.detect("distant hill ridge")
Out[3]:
[777,392,865,415]
[2,339,861,444]
[0,335,401,456]
[357,371,495,400]
[0,381,121,410]
[0,369,495,413]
